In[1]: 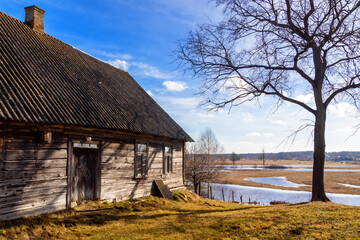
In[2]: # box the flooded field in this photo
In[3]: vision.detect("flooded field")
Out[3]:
[244,176,309,188]
[211,160,360,200]
[209,183,360,206]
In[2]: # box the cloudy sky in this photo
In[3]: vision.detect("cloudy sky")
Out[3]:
[2,0,360,153]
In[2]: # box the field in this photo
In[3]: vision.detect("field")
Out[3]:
[1,190,360,239]
[214,159,360,195]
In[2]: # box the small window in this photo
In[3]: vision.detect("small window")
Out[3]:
[164,146,173,173]
[137,143,147,153]
[135,143,147,178]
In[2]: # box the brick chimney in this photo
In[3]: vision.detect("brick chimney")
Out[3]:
[24,5,45,32]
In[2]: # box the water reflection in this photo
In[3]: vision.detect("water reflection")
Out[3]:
[244,177,309,188]
[209,183,360,206]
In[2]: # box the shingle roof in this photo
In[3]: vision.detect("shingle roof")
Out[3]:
[0,11,192,141]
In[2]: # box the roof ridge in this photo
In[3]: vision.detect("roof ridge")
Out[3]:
[71,46,128,74]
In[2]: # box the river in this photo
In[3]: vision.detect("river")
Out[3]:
[209,183,360,206]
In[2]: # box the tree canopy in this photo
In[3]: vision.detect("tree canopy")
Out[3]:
[178,0,360,201]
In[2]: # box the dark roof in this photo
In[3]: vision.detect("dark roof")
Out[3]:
[0,11,192,141]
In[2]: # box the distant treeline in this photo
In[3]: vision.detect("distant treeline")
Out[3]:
[220,151,360,162]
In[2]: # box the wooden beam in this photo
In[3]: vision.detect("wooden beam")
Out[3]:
[66,138,72,208]
[95,141,102,200]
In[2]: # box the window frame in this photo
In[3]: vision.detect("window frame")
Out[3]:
[134,142,148,179]
[163,145,173,174]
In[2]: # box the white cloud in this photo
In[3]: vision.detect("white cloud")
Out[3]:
[247,132,273,138]
[197,113,216,119]
[132,62,171,79]
[242,113,255,122]
[328,102,359,117]
[107,59,130,71]
[263,133,274,138]
[99,51,132,60]
[161,97,198,108]
[247,132,262,137]
[162,81,189,92]
[294,94,313,103]
[271,120,287,125]
[107,59,171,79]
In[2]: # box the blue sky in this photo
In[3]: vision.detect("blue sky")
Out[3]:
[2,1,360,154]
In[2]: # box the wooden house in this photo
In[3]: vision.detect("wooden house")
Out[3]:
[0,6,192,220]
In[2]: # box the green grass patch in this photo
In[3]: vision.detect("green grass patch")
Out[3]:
[1,190,360,239]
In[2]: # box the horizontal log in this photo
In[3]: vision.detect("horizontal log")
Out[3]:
[0,169,67,181]
[101,172,133,179]
[5,150,36,160]
[101,150,134,157]
[101,188,151,201]
[147,162,163,168]
[102,142,134,150]
[4,141,67,150]
[101,179,133,186]
[0,196,66,216]
[101,165,134,172]
[0,179,66,198]
[0,202,66,221]
[1,159,67,170]
[0,186,66,204]
[101,153,134,161]
[101,185,134,193]
[0,177,67,188]
[4,133,36,141]
[37,149,67,159]
[0,187,67,207]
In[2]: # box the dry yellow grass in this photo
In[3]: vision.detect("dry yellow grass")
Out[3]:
[1,190,360,239]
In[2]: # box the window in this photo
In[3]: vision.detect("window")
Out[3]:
[135,143,147,178]
[163,146,172,173]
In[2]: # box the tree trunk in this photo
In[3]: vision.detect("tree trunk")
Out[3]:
[311,107,330,201]
[194,181,198,195]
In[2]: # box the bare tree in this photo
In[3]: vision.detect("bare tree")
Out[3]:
[185,128,224,195]
[178,0,360,201]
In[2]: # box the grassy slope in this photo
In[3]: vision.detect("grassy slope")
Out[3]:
[0,190,359,239]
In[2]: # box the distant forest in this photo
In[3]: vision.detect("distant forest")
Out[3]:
[222,151,360,162]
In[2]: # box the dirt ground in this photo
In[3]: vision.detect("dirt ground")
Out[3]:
[214,159,360,195]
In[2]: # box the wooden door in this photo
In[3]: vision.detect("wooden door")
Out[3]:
[72,148,98,203]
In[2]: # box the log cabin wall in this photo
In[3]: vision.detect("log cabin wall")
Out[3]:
[0,124,185,220]
[101,138,184,202]
[0,129,68,221]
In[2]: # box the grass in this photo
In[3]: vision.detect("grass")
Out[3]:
[1,190,360,239]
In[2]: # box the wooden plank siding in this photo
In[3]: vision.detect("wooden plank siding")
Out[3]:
[100,139,184,202]
[0,125,185,220]
[0,131,68,220]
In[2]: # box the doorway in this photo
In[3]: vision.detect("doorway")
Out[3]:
[72,148,98,203]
